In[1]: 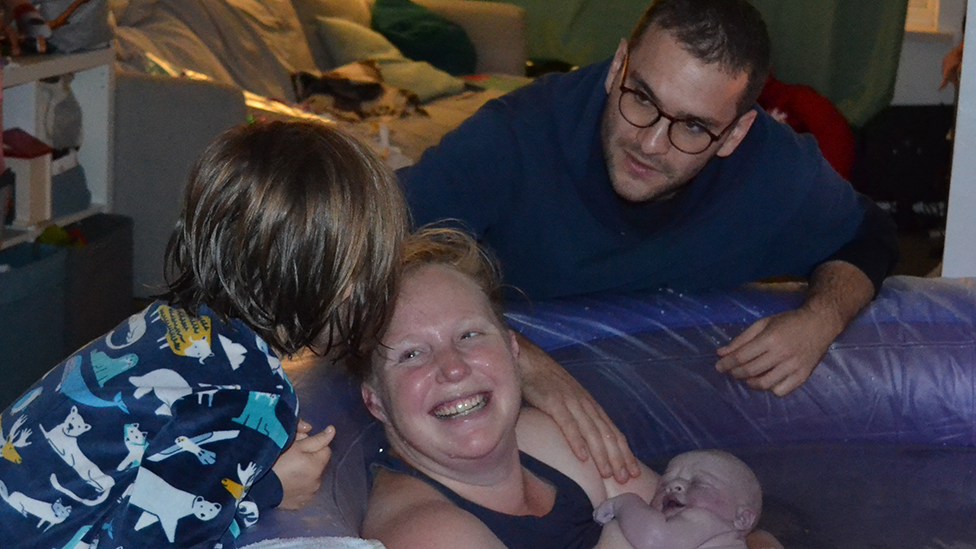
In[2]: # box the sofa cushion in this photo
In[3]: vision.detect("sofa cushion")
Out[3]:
[118,0,318,102]
[109,0,157,26]
[316,15,401,64]
[316,16,464,102]
[290,0,372,69]
[114,16,239,88]
[371,0,477,76]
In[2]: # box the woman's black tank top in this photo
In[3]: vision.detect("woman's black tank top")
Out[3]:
[372,450,602,549]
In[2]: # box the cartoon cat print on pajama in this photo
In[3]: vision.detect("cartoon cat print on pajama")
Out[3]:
[0,301,299,548]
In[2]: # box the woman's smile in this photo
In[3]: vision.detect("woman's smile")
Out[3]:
[432,392,491,419]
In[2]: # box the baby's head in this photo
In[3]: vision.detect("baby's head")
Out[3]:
[164,120,408,358]
[651,449,761,536]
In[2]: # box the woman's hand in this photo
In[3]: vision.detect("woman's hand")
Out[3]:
[516,333,640,484]
[272,422,335,510]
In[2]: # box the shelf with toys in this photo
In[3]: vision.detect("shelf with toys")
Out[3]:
[1,46,114,250]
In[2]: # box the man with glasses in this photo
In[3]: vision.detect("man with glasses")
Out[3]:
[399,0,896,414]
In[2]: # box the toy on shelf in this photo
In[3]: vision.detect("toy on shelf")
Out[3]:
[1,0,94,56]
[1,0,52,55]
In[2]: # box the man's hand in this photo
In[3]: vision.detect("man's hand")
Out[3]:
[715,306,841,396]
[716,261,874,397]
[273,423,335,510]
[516,333,640,484]
[941,41,965,90]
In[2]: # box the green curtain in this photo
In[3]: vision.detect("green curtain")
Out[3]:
[487,0,909,127]
[751,0,909,127]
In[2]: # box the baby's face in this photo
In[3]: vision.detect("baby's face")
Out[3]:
[650,450,757,526]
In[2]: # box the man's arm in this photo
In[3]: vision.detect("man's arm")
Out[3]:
[715,260,874,396]
[716,189,898,397]
[517,333,641,483]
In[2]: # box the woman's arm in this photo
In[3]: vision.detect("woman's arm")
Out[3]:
[516,407,658,506]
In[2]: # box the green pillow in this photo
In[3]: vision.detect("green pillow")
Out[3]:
[316,16,402,65]
[315,16,466,102]
[376,59,465,102]
[370,0,477,76]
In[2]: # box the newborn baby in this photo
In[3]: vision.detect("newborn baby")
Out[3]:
[594,449,761,549]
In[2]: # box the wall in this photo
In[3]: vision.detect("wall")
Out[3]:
[944,0,976,276]
[892,0,966,105]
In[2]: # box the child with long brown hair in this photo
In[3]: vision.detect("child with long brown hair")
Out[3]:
[0,120,407,548]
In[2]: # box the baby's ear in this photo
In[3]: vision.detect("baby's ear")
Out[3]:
[733,507,758,533]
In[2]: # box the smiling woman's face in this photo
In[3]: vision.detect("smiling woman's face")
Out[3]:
[362,264,522,474]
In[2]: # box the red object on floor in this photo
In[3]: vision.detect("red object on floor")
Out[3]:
[758,76,856,180]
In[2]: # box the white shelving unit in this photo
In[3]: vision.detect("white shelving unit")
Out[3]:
[2,48,114,250]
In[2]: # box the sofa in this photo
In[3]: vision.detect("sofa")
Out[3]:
[108,0,528,298]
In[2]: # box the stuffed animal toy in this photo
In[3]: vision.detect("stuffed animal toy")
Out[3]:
[1,0,93,55]
[1,0,51,54]
[757,75,856,180]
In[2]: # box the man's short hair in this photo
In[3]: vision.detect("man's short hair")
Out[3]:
[630,0,771,113]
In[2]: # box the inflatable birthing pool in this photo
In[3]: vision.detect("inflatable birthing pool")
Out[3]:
[241,276,976,549]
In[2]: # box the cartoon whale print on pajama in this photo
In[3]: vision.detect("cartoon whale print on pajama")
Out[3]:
[153,305,214,364]
[10,387,42,414]
[57,356,129,414]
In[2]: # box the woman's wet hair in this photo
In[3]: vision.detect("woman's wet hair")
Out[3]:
[163,120,408,358]
[348,226,505,380]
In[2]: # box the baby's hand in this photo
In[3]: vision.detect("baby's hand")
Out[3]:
[593,497,618,525]
[273,424,335,510]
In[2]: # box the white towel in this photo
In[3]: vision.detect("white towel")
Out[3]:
[242,537,386,549]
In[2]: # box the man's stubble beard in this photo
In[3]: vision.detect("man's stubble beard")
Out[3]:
[600,107,702,203]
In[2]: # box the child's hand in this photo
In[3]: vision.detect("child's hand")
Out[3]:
[273,424,335,510]
[295,418,313,441]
